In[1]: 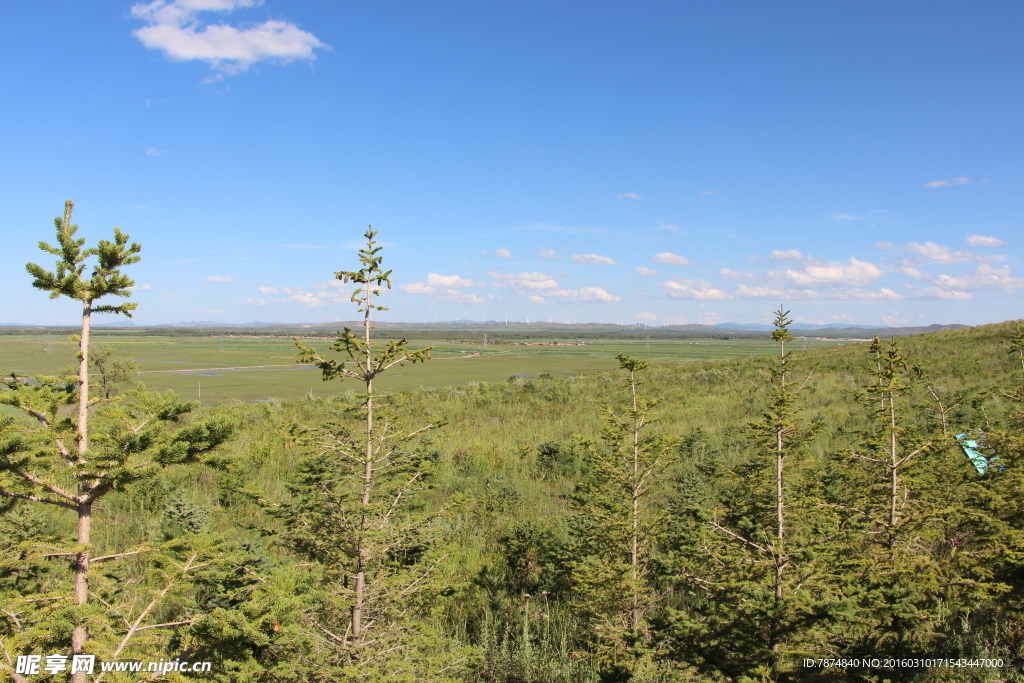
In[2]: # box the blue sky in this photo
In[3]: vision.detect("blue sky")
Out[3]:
[1,0,1022,327]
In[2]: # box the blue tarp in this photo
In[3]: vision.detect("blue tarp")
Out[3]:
[956,433,1002,474]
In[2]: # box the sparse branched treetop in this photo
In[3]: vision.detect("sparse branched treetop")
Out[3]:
[770,305,794,346]
[295,226,431,385]
[26,200,141,316]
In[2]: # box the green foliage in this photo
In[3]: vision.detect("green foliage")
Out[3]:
[25,200,141,314]
[248,228,472,681]
[8,287,1024,682]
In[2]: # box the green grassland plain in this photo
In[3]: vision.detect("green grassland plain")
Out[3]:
[0,332,851,402]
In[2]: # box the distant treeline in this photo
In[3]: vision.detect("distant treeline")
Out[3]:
[0,322,964,341]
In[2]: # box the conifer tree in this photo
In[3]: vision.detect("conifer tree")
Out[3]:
[569,353,677,679]
[1,202,235,682]
[285,227,468,680]
[658,307,838,681]
[18,200,141,675]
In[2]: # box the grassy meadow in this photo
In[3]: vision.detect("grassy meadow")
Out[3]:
[0,332,850,402]
[5,320,1024,682]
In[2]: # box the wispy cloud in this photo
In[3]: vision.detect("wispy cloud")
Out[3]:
[636,311,658,320]
[651,252,692,267]
[923,176,971,188]
[768,249,815,263]
[924,264,1024,291]
[132,205,148,210]
[534,248,558,260]
[771,257,883,288]
[570,253,619,266]
[876,241,992,263]
[490,271,620,304]
[425,273,485,288]
[617,193,642,199]
[661,279,732,300]
[205,275,234,282]
[130,284,151,290]
[635,266,659,278]
[966,234,1007,248]
[399,273,487,304]
[718,268,752,280]
[484,248,513,259]
[145,147,165,156]
[913,286,973,300]
[131,0,327,80]
[734,284,902,301]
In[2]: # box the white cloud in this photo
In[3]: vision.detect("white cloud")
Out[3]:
[883,314,909,326]
[772,257,883,287]
[131,0,327,78]
[841,288,904,301]
[651,252,692,266]
[132,205,148,210]
[130,284,152,290]
[246,297,271,306]
[734,283,901,301]
[400,273,486,303]
[554,287,621,303]
[635,266,659,278]
[617,193,642,199]
[768,249,811,262]
[700,189,718,196]
[923,176,971,188]
[490,271,561,291]
[485,248,514,259]
[528,295,546,304]
[399,282,486,304]
[571,253,619,266]
[925,264,1024,291]
[535,248,558,260]
[205,275,234,282]
[636,311,658,320]
[718,268,753,280]
[257,286,277,294]
[490,271,619,303]
[661,279,732,300]
[735,284,818,300]
[877,240,987,263]
[201,309,223,313]
[146,147,165,156]
[914,287,973,300]
[425,273,485,288]
[966,234,1007,247]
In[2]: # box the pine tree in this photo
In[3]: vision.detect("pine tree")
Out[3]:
[658,307,839,681]
[569,353,677,679]
[1,202,235,682]
[282,227,470,680]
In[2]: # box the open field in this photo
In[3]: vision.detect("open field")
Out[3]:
[0,332,853,402]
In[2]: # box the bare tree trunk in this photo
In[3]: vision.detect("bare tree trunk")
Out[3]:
[352,292,374,650]
[889,392,899,543]
[72,300,92,683]
[630,370,640,630]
